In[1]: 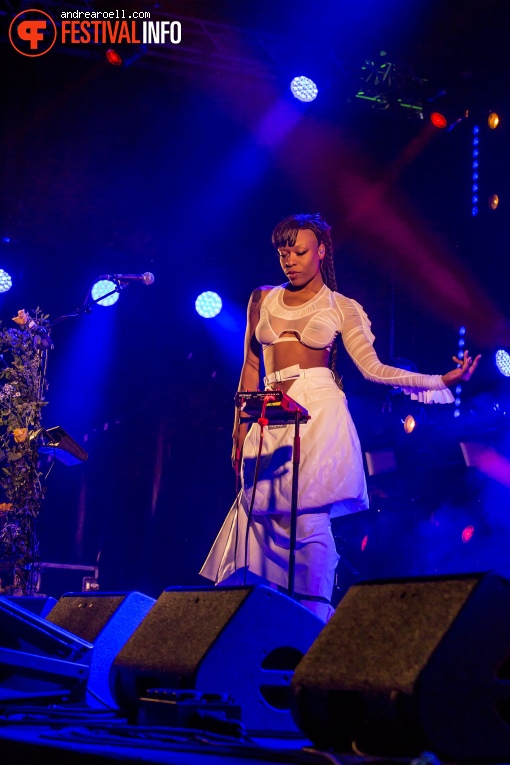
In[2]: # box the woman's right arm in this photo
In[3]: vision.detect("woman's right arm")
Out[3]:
[232,288,267,469]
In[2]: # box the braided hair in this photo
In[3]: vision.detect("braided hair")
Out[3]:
[271,213,342,389]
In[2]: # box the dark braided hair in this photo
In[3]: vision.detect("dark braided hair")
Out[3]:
[271,213,342,389]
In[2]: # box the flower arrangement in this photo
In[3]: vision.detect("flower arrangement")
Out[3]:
[0,309,50,593]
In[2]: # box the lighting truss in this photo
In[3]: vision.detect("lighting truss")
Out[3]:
[355,58,426,118]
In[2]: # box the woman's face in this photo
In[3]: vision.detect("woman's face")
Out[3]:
[277,229,324,288]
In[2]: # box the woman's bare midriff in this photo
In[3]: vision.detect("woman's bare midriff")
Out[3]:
[263,332,330,394]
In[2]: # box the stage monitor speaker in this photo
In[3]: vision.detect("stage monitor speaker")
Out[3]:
[291,572,510,762]
[3,596,57,619]
[110,585,324,734]
[46,591,155,708]
[0,595,92,703]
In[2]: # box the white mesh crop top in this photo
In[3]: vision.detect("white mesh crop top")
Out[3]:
[255,284,453,404]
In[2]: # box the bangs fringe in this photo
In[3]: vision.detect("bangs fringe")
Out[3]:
[271,213,330,249]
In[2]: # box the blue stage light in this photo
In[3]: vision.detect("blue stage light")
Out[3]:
[495,349,510,377]
[0,269,12,293]
[91,279,119,307]
[195,291,222,318]
[453,409,461,418]
[290,76,318,103]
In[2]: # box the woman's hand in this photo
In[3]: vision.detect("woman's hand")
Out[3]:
[231,437,241,473]
[442,350,481,388]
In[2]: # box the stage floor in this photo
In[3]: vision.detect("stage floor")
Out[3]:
[0,707,369,765]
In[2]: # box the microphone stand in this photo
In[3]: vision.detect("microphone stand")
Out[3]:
[49,279,129,328]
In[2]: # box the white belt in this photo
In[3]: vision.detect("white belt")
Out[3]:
[263,365,333,387]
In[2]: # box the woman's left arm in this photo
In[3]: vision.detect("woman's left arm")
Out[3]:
[338,295,480,400]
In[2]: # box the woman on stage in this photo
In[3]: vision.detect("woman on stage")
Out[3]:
[200,213,480,621]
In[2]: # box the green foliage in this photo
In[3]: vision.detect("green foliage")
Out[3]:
[0,309,49,593]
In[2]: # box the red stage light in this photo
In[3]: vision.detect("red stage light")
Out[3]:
[462,525,475,543]
[430,112,448,129]
[361,535,368,551]
[106,49,122,66]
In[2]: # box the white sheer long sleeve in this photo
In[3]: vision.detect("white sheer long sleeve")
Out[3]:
[334,294,454,404]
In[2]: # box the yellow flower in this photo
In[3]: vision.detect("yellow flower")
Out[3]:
[12,309,29,326]
[0,503,13,514]
[13,428,28,444]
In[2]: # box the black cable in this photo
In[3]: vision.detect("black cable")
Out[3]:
[43,450,56,480]
[86,686,117,709]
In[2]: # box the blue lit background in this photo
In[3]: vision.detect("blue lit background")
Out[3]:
[1,0,510,597]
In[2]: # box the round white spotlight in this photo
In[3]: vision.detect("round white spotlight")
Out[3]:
[0,269,12,293]
[290,76,318,103]
[195,291,222,318]
[495,349,510,377]
[91,279,120,307]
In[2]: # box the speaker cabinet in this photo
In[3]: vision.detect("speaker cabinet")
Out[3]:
[0,595,91,703]
[291,572,510,761]
[46,591,155,708]
[111,585,324,734]
[3,596,57,619]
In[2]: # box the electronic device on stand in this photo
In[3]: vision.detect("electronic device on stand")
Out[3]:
[234,390,310,601]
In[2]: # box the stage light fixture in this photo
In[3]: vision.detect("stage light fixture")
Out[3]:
[461,525,475,543]
[106,49,123,66]
[489,194,499,210]
[453,328,466,416]
[488,112,500,129]
[430,112,447,129]
[195,291,222,318]
[0,269,12,293]
[91,279,120,307]
[427,98,467,131]
[403,414,416,434]
[355,57,425,118]
[290,76,318,103]
[495,349,510,377]
[472,126,480,216]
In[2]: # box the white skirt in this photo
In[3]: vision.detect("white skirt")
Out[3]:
[200,368,368,609]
